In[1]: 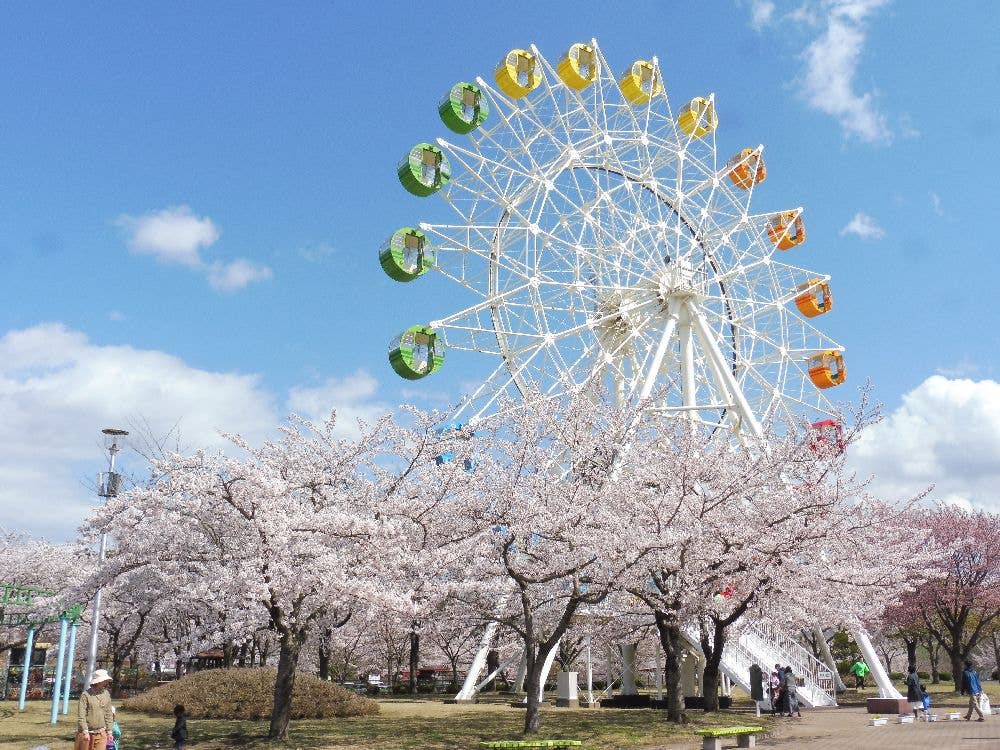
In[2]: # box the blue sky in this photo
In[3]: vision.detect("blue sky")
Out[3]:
[1,1,998,538]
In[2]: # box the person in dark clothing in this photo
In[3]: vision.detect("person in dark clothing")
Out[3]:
[171,704,188,750]
[905,665,926,719]
[783,666,801,717]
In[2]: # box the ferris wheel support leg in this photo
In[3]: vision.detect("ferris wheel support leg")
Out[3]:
[678,311,697,422]
[688,303,763,439]
[452,622,499,703]
[851,623,903,699]
[813,625,848,693]
[537,639,561,704]
[636,299,682,403]
[513,648,528,695]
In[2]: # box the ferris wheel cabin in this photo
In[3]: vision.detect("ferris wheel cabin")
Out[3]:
[767,211,806,250]
[494,49,541,98]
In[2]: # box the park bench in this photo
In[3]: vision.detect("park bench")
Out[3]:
[479,741,582,749]
[694,725,765,750]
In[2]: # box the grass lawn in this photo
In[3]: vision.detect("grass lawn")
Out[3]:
[0,697,774,750]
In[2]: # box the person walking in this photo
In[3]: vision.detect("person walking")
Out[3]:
[171,704,188,750]
[905,665,926,720]
[76,669,114,750]
[849,657,870,689]
[769,664,783,716]
[962,661,987,722]
[783,666,801,718]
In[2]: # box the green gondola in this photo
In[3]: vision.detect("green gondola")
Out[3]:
[398,143,451,197]
[439,82,489,134]
[380,228,435,282]
[389,325,446,380]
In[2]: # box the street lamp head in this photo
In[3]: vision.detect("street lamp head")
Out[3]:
[101,428,129,436]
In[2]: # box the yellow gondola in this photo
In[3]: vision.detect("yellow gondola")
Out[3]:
[619,60,661,105]
[495,49,541,99]
[807,351,846,389]
[766,211,806,250]
[794,280,833,318]
[557,43,599,90]
[678,97,718,138]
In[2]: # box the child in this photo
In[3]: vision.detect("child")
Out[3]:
[171,704,188,750]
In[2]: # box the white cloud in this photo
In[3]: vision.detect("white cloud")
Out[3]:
[207,259,274,292]
[935,357,983,379]
[839,212,885,239]
[0,325,390,539]
[116,206,218,267]
[287,370,390,438]
[116,206,272,292]
[850,376,1000,512]
[750,0,777,29]
[787,2,821,25]
[800,0,892,142]
[0,324,278,538]
[930,191,944,216]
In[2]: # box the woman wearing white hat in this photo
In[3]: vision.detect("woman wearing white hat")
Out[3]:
[75,669,114,750]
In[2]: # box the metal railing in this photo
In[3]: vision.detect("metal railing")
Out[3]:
[682,619,837,708]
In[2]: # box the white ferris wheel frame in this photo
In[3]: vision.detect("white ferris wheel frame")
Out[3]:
[416,39,844,438]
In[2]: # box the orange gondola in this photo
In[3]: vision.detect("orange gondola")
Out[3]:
[794,279,833,317]
[766,211,806,250]
[807,351,846,389]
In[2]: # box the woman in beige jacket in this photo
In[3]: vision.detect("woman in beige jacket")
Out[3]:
[76,669,114,750]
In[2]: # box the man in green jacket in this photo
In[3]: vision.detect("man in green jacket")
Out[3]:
[849,657,870,689]
[76,669,114,750]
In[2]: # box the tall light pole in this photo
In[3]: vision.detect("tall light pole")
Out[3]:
[82,428,128,690]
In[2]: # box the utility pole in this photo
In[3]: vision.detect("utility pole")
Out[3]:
[82,428,128,689]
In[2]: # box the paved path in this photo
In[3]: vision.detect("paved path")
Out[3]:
[758,708,998,749]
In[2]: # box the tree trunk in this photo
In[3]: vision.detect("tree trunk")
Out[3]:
[950,651,964,693]
[268,631,305,740]
[450,655,460,692]
[408,627,420,695]
[318,642,330,681]
[700,619,726,713]
[654,611,684,722]
[522,644,542,734]
[902,636,918,671]
[992,630,1000,681]
[485,649,500,692]
[928,637,940,684]
[237,641,248,668]
[223,640,235,668]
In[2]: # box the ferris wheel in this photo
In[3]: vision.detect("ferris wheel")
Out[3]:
[382,39,845,437]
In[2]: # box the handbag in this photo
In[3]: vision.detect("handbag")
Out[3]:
[979,692,992,715]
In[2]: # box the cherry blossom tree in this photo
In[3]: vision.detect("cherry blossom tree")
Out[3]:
[625,400,937,714]
[411,392,648,735]
[87,413,405,738]
[905,506,1000,690]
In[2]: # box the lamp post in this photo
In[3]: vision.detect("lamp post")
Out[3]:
[82,428,128,691]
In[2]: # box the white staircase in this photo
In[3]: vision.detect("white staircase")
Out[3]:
[683,620,837,707]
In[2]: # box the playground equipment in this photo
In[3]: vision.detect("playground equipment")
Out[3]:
[379,37,876,703]
[2,582,83,722]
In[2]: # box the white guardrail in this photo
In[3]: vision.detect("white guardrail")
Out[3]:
[683,620,837,708]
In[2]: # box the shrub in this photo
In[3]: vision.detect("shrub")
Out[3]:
[940,671,952,682]
[918,672,929,680]
[890,672,904,681]
[122,668,379,721]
